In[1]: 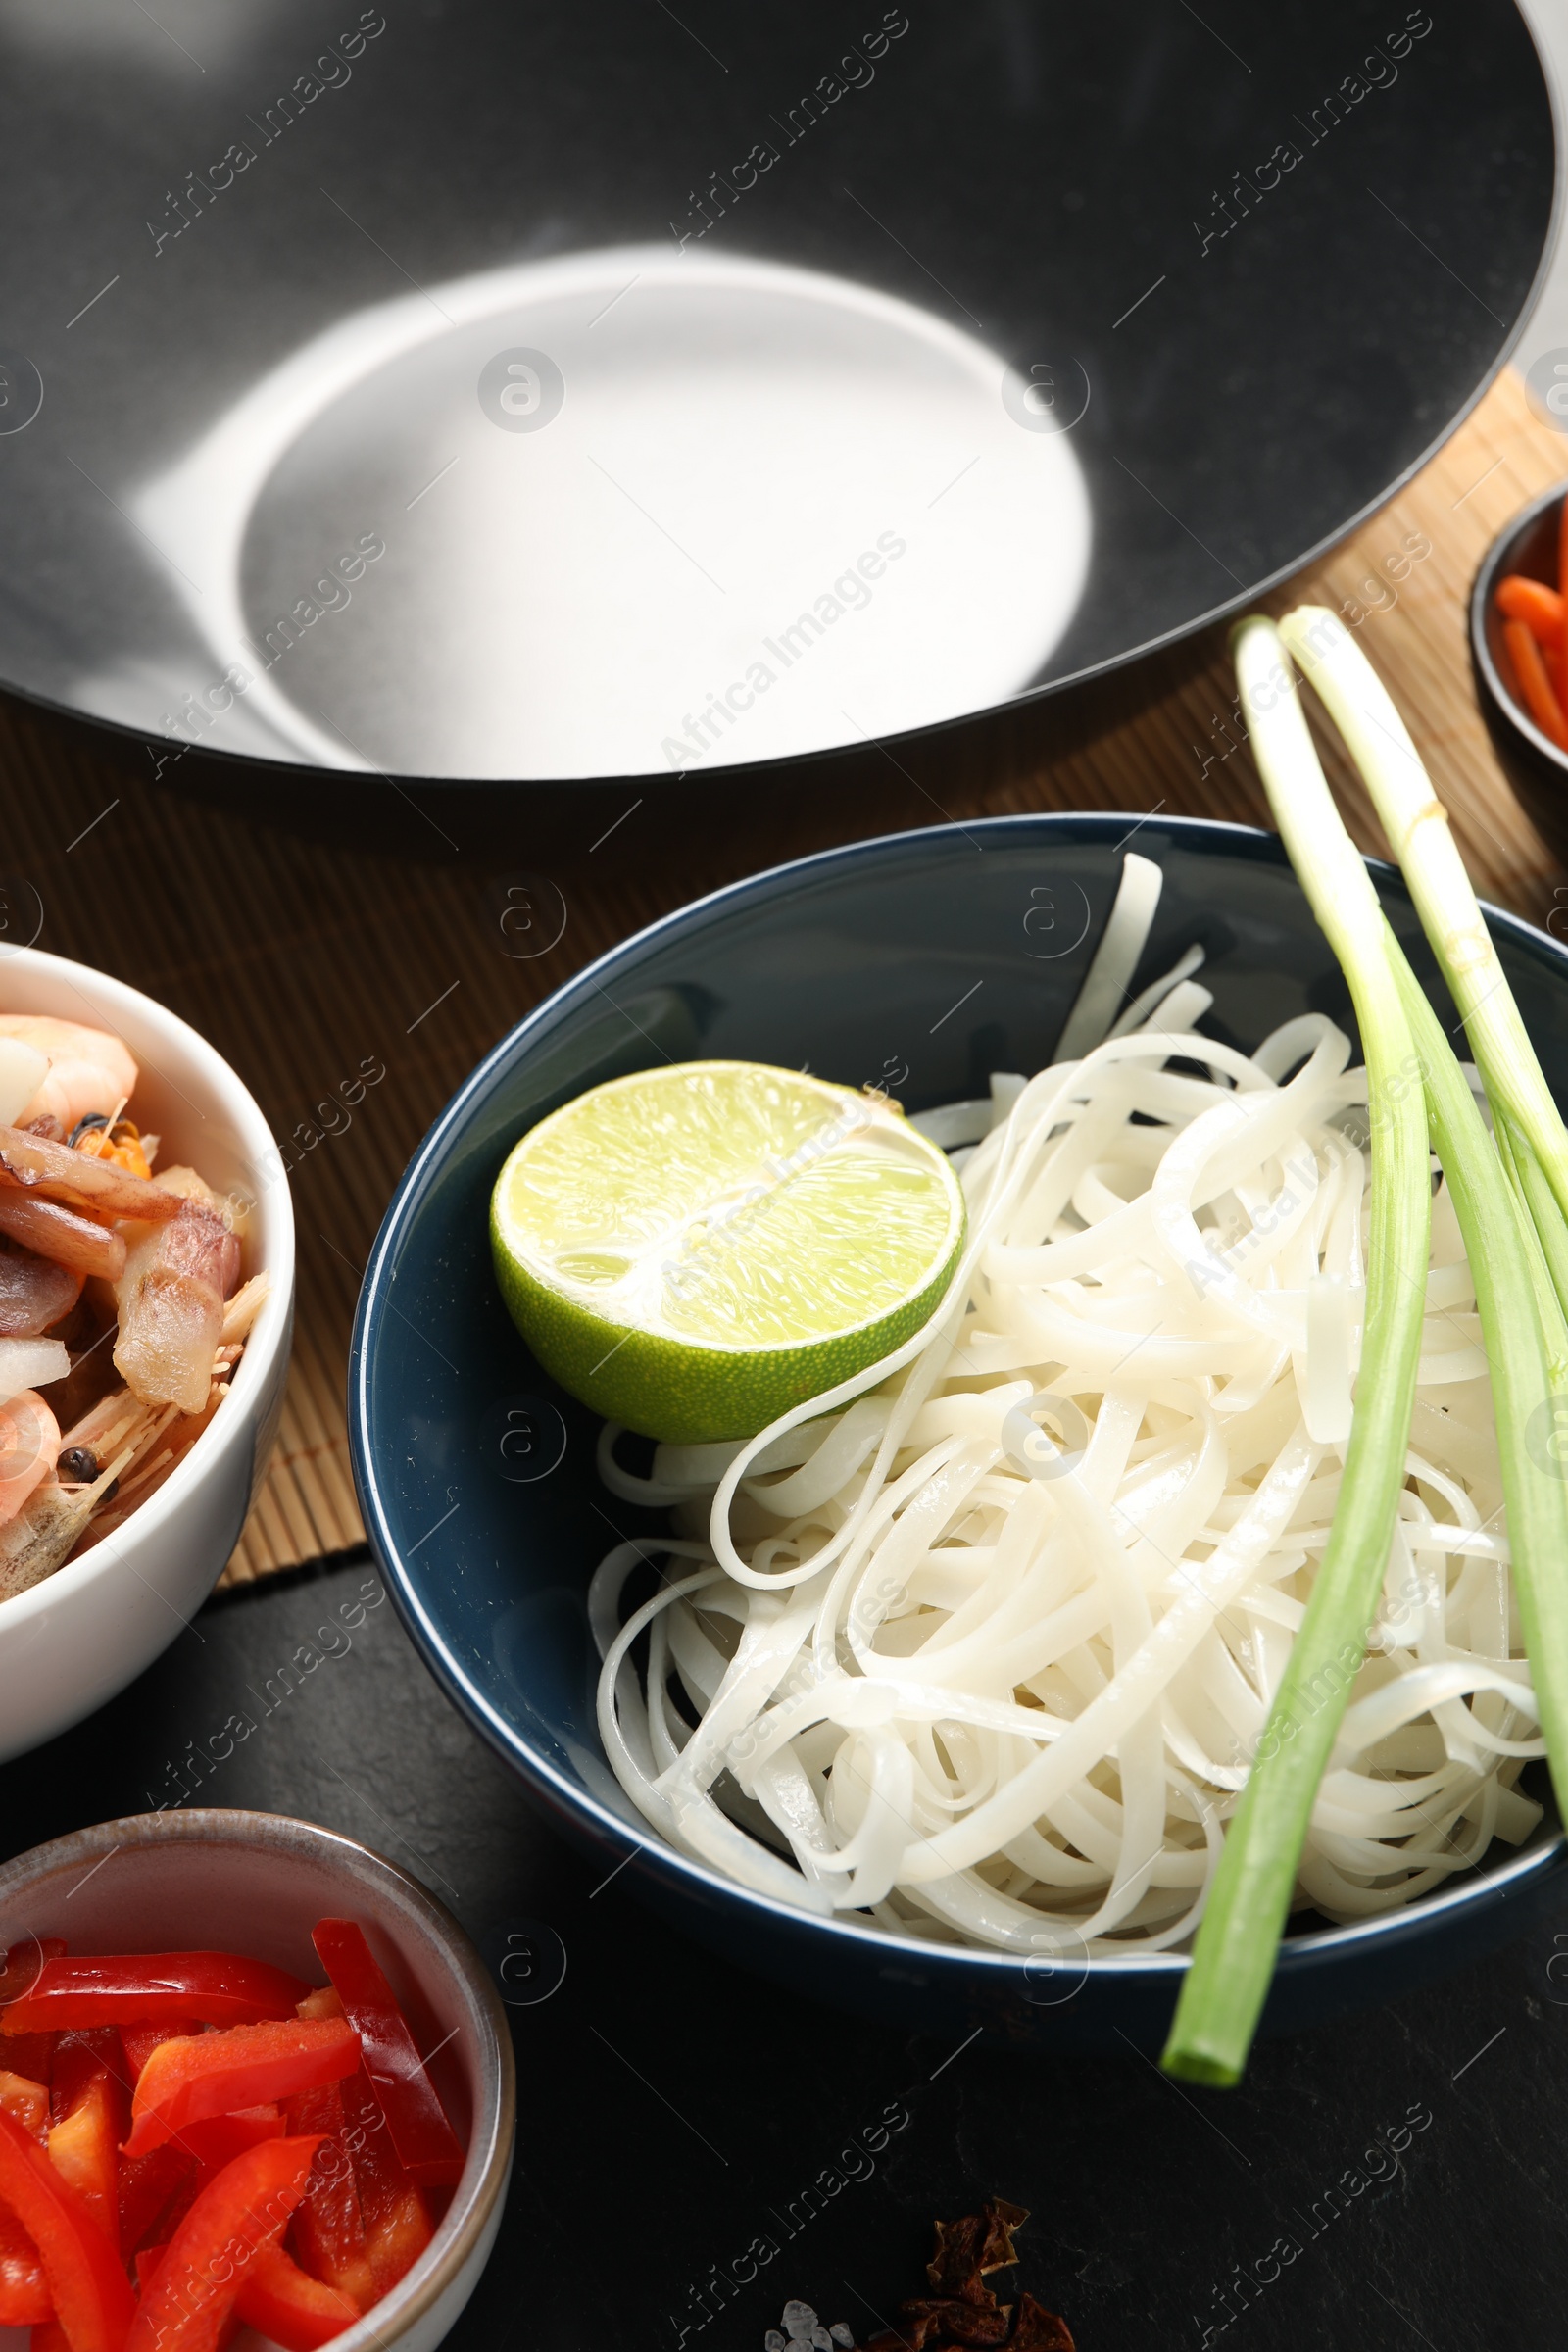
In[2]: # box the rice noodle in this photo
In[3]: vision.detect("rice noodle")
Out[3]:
[590,914,1544,1955]
[1053,851,1163,1061]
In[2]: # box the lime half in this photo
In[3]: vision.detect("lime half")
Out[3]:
[490,1059,965,1444]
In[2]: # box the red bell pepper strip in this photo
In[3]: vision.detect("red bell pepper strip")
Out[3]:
[2,1953,308,2036]
[312,1922,463,2187]
[48,2033,123,2131]
[0,2200,51,2327]
[123,2134,322,2352]
[47,2032,127,2251]
[117,2142,197,2263]
[235,2240,359,2350]
[174,2104,283,2170]
[0,2070,48,2139]
[0,2108,133,2352]
[131,2246,168,2294]
[5,2034,55,2090]
[30,2324,70,2352]
[123,2020,359,2158]
[119,2021,201,2083]
[131,2254,247,2350]
[338,2064,433,2297]
[1,1940,65,2087]
[0,1941,66,2006]
[131,2245,243,2352]
[284,2082,373,2310]
[48,2077,122,2251]
[124,2105,284,2259]
[0,1942,65,2002]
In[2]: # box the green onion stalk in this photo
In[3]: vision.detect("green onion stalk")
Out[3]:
[1162,615,1431,2085]
[1277,602,1568,1836]
[1389,960,1568,1830]
[1166,608,1568,2086]
[1279,605,1568,1343]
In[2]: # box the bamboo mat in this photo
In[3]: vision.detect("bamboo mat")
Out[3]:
[0,365,1559,1588]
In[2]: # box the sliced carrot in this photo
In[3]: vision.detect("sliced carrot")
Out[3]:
[1496,572,1565,643]
[1504,616,1568,750]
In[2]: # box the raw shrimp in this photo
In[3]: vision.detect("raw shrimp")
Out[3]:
[114,1201,241,1413]
[0,1125,180,1224]
[0,1390,60,1527]
[0,1245,79,1336]
[0,1016,138,1133]
[0,1192,125,1282]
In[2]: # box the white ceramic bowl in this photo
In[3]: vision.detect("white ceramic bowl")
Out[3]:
[0,946,294,1762]
[0,1809,515,2352]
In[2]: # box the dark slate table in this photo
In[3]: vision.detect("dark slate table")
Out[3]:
[2,1550,1557,2351]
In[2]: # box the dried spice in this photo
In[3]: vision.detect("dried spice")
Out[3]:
[1009,2295,1076,2352]
[813,2194,1074,2352]
[926,2197,1029,2303]
[926,2212,989,2301]
[900,2296,1013,2345]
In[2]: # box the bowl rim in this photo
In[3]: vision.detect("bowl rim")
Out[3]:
[0,942,296,1634]
[0,1805,515,2350]
[350,808,1568,1984]
[1468,472,1568,772]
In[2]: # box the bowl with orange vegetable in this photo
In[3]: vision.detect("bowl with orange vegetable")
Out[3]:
[1470,477,1568,858]
[0,1808,514,2352]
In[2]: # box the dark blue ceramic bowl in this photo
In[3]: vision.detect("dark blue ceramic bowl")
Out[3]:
[350,814,1568,2049]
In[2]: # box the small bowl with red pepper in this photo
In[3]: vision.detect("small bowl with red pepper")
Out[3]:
[0,1808,514,2352]
[1470,478,1568,858]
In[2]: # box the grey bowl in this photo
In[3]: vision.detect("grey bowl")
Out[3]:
[1470,475,1568,860]
[0,1808,515,2352]
[350,812,1568,2050]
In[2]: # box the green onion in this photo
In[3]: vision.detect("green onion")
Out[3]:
[1279,605,1568,1311]
[1161,615,1431,2086]
[1168,605,1568,2087]
[1493,1104,1568,1378]
[1274,602,1568,1830]
[1388,957,1568,1827]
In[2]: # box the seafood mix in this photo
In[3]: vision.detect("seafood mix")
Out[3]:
[0,1014,268,1605]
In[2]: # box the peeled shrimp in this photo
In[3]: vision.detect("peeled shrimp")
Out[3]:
[0,1126,180,1224]
[0,1246,79,1336]
[0,1192,124,1282]
[0,1390,60,1528]
[114,1202,240,1413]
[0,1016,138,1133]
